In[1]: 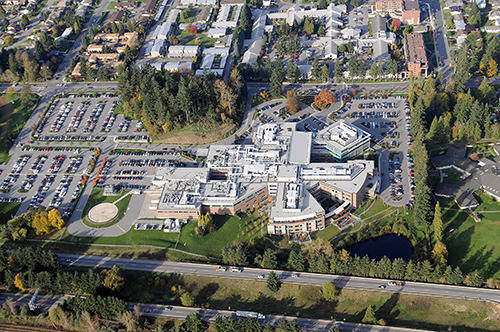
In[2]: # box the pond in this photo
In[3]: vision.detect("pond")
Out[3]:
[349,234,414,261]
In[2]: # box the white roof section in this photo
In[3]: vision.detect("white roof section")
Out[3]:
[288,131,312,165]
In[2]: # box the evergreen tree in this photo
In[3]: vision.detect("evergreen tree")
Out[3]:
[261,249,278,269]
[432,202,443,243]
[267,271,280,292]
[288,250,305,271]
[312,59,321,80]
[321,64,330,82]
[362,305,377,324]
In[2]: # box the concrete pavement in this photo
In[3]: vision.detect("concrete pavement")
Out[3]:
[131,303,433,332]
[58,253,500,303]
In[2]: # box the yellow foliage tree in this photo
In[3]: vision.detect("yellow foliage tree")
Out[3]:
[14,273,24,290]
[487,59,498,77]
[31,211,51,235]
[339,248,350,262]
[48,209,64,230]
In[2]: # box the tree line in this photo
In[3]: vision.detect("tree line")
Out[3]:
[222,237,488,287]
[1,207,65,241]
[117,64,246,138]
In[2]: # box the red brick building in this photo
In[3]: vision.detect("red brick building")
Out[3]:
[375,0,420,24]
[403,33,428,77]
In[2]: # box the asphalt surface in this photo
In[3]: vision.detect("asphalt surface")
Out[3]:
[130,303,432,332]
[0,292,430,331]
[59,253,500,303]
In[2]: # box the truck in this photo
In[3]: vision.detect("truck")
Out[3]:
[236,311,266,320]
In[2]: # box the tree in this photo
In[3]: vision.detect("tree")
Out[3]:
[314,89,335,109]
[48,209,64,230]
[270,61,285,97]
[304,17,315,36]
[388,59,398,77]
[287,250,305,271]
[303,238,334,259]
[362,305,377,324]
[287,62,300,83]
[261,249,278,269]
[31,210,51,235]
[478,77,496,104]
[20,14,29,28]
[222,243,248,266]
[196,213,215,235]
[348,56,366,78]
[14,273,24,290]
[267,271,280,292]
[20,84,37,108]
[334,58,342,81]
[432,202,443,243]
[180,291,195,307]
[486,58,498,77]
[321,281,336,301]
[119,311,137,332]
[3,35,13,46]
[102,265,124,292]
[286,89,300,115]
[321,64,330,82]
[468,2,481,26]
[432,241,448,266]
[369,61,382,79]
[179,313,206,332]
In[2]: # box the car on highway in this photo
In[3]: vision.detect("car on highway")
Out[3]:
[231,267,242,272]
[215,266,227,271]
[388,281,404,286]
[257,274,265,279]
[378,285,386,289]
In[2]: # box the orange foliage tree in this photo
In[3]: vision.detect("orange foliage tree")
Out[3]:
[314,89,335,109]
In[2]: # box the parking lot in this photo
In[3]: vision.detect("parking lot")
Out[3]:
[34,94,146,142]
[338,96,413,206]
[0,147,93,216]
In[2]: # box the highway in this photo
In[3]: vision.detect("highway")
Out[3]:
[0,292,430,331]
[59,253,500,303]
[129,303,432,332]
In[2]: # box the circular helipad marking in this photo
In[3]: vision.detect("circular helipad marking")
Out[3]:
[88,203,118,223]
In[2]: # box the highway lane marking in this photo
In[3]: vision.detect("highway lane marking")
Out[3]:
[116,224,127,233]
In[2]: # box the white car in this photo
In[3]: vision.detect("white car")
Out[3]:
[257,274,265,279]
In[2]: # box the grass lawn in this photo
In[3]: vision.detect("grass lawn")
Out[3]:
[107,0,116,9]
[440,191,500,279]
[176,30,216,48]
[442,169,462,184]
[120,273,500,331]
[60,213,265,258]
[81,188,131,228]
[311,224,340,241]
[0,93,38,164]
[0,202,21,223]
[155,122,236,145]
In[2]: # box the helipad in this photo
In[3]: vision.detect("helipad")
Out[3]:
[88,203,118,223]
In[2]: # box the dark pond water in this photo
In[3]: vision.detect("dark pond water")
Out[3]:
[350,234,414,261]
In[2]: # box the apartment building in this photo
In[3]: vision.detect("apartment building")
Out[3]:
[403,32,428,77]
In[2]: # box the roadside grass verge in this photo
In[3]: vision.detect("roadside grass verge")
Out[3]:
[119,272,500,331]
[59,213,266,258]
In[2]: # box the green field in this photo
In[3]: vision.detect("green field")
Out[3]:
[311,224,340,241]
[441,191,500,279]
[0,202,21,223]
[442,169,462,184]
[107,0,116,9]
[0,93,38,164]
[62,213,266,258]
[81,188,131,228]
[175,30,216,48]
[120,273,500,331]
